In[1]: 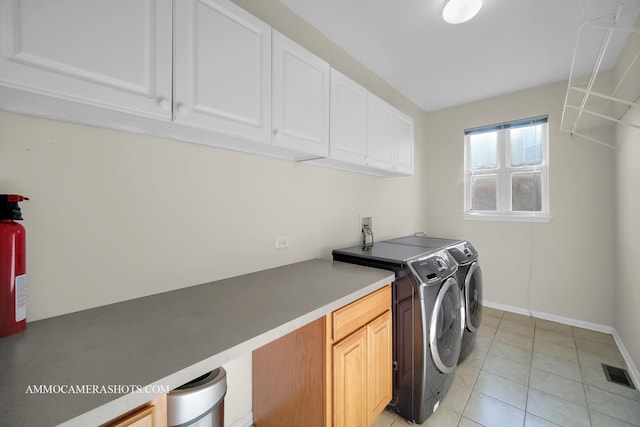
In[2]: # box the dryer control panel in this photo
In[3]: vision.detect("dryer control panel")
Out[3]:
[447,241,478,265]
[409,250,457,285]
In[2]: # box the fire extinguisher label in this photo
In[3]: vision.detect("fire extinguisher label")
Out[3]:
[15,274,26,322]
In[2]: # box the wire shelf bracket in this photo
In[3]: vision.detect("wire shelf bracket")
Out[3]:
[560,0,640,150]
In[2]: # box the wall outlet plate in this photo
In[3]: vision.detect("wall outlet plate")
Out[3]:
[359,215,372,232]
[274,236,289,249]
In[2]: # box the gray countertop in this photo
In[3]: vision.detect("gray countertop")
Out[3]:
[0,259,394,426]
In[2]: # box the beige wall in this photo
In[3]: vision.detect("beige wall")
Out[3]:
[2,0,635,423]
[0,111,425,321]
[613,17,640,375]
[0,1,427,425]
[423,81,616,326]
[614,105,640,377]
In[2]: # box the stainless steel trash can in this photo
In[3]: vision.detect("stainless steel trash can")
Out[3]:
[167,367,227,427]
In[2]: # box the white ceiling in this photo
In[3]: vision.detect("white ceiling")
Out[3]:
[279,0,632,112]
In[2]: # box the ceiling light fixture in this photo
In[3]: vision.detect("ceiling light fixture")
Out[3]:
[442,0,483,24]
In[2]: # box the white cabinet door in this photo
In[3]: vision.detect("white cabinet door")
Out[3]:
[366,93,394,170]
[272,31,329,157]
[329,68,367,164]
[173,0,271,142]
[394,110,414,175]
[0,0,173,120]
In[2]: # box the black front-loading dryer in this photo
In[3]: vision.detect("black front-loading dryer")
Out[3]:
[386,235,483,364]
[333,243,463,424]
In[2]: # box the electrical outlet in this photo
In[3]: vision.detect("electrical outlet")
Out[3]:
[359,215,372,232]
[274,236,289,249]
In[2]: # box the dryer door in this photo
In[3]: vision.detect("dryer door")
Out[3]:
[465,262,483,332]
[429,278,463,374]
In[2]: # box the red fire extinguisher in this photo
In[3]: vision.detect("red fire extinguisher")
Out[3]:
[0,194,28,338]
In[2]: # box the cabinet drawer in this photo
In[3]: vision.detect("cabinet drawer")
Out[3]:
[332,285,390,343]
[102,394,166,427]
[109,406,153,427]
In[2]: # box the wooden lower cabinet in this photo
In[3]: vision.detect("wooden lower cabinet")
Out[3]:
[102,394,167,427]
[366,310,393,425]
[253,316,327,427]
[253,285,392,427]
[333,310,392,427]
[333,327,367,427]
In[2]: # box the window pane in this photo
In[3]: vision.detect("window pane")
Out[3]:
[471,175,497,211]
[510,125,542,167]
[469,132,497,170]
[512,172,542,211]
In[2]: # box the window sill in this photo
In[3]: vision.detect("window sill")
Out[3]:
[463,213,552,223]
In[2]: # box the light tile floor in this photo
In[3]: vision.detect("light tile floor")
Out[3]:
[374,307,640,427]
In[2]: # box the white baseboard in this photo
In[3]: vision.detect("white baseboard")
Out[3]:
[528,309,614,335]
[612,329,640,390]
[482,300,532,317]
[228,412,253,427]
[483,300,614,332]
[483,300,639,388]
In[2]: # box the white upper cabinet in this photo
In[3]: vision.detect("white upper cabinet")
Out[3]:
[272,31,329,157]
[0,0,412,176]
[0,0,173,119]
[329,68,368,164]
[173,0,271,142]
[394,110,415,175]
[366,93,395,170]
[314,68,414,176]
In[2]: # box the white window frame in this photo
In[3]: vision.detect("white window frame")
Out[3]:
[463,116,551,223]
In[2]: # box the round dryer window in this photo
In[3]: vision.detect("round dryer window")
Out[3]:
[429,278,463,374]
[465,262,483,332]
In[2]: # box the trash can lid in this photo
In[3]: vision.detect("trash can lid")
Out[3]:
[177,368,221,390]
[167,367,227,426]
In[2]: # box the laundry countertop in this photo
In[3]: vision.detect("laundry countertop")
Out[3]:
[0,258,394,426]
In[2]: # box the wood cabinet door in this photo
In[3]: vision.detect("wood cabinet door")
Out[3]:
[367,311,393,424]
[253,317,326,427]
[329,68,367,164]
[333,328,367,427]
[173,0,271,141]
[0,0,173,119]
[272,31,329,157]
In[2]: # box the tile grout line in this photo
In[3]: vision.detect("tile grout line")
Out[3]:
[499,311,534,427]
[457,311,501,427]
[522,317,535,427]
[574,324,595,427]
[530,318,590,426]
[575,331,640,427]
[572,326,638,426]
[473,310,640,427]
[526,316,589,426]
[385,310,638,427]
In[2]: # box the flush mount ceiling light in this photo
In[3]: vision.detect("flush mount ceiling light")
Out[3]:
[442,0,483,24]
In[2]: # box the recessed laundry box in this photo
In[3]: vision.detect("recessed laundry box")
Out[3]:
[167,368,227,427]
